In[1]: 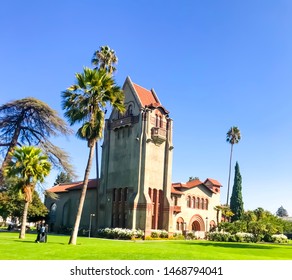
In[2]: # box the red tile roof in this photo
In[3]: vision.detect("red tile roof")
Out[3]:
[132,83,160,107]
[186,179,203,188]
[47,179,98,193]
[204,178,222,187]
[171,185,184,195]
[171,178,221,195]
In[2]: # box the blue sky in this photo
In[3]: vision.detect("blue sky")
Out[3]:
[1,1,292,216]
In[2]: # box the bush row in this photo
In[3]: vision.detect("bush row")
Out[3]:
[97,228,144,240]
[207,232,288,243]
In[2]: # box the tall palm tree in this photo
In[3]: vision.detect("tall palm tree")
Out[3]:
[91,45,118,179]
[226,126,241,206]
[62,67,125,245]
[91,45,118,74]
[4,146,51,239]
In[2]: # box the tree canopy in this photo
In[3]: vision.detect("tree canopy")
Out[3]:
[62,64,125,245]
[54,171,73,185]
[276,205,289,217]
[0,97,75,186]
[91,45,118,74]
[4,146,51,238]
[0,187,48,223]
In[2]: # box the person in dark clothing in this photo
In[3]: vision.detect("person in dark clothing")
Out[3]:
[35,223,41,243]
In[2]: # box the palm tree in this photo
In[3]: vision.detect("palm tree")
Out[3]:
[62,67,125,245]
[226,126,241,206]
[91,45,118,74]
[91,45,118,179]
[4,146,51,239]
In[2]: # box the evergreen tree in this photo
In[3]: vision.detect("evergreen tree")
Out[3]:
[276,205,288,217]
[54,172,72,185]
[230,162,244,222]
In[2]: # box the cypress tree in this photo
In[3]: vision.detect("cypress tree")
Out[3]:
[230,161,244,222]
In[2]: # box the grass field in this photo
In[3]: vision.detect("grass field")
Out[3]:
[1,232,292,260]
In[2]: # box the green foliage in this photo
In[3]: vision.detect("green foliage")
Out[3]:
[54,171,73,185]
[226,126,241,145]
[271,234,288,243]
[62,55,126,245]
[207,232,231,242]
[4,146,51,239]
[0,97,74,180]
[276,205,288,217]
[282,220,292,233]
[91,45,118,74]
[0,187,48,222]
[4,146,51,202]
[62,67,125,147]
[150,229,168,239]
[230,162,244,221]
[220,207,289,243]
[1,232,292,260]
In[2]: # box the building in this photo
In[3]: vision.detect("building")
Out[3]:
[45,77,222,237]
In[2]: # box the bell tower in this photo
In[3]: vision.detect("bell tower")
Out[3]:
[98,77,174,236]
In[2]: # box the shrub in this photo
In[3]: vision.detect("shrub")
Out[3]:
[172,233,185,240]
[96,228,144,240]
[151,229,168,239]
[235,232,255,243]
[271,234,288,243]
[186,231,197,240]
[207,232,231,242]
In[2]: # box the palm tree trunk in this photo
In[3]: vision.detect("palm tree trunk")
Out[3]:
[19,201,29,239]
[226,144,233,206]
[69,144,95,245]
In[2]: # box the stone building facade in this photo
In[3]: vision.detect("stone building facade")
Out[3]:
[45,77,222,237]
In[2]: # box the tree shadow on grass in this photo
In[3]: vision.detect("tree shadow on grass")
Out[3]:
[13,239,67,245]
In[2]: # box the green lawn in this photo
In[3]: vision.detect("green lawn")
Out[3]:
[1,232,292,260]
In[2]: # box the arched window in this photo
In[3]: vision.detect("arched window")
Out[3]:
[174,196,178,206]
[187,196,191,208]
[197,197,201,209]
[155,114,159,127]
[205,199,209,210]
[127,104,133,116]
[196,197,200,209]
[159,116,163,128]
[201,198,205,210]
[192,197,196,208]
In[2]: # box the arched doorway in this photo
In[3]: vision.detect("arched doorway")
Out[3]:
[192,220,201,231]
[188,214,205,238]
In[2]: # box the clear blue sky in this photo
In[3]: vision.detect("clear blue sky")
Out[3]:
[1,0,292,216]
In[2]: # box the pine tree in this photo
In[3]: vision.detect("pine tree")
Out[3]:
[230,162,244,222]
[54,172,72,185]
[276,205,288,217]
